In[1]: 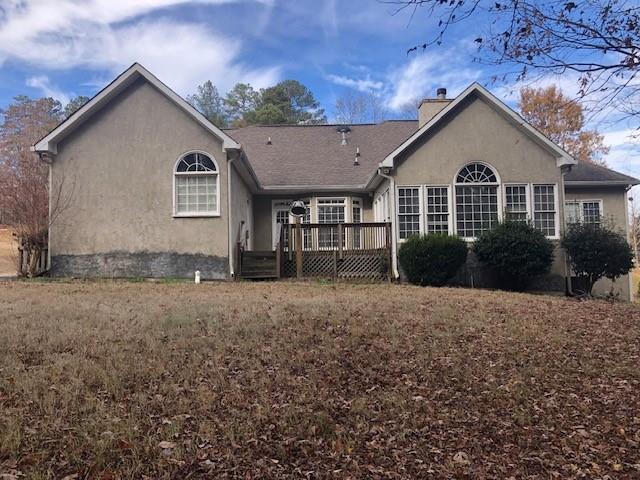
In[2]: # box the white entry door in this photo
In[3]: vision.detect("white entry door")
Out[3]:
[272,201,292,249]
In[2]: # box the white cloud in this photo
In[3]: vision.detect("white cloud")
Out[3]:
[25,75,71,105]
[0,0,280,95]
[386,52,482,111]
[326,74,383,93]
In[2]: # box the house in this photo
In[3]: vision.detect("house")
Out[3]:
[33,63,639,299]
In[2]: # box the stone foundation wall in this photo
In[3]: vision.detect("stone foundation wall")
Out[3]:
[50,252,228,280]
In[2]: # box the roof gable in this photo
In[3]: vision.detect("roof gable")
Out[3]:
[33,63,240,154]
[381,83,577,169]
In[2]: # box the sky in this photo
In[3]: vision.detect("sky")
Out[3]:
[0,0,638,183]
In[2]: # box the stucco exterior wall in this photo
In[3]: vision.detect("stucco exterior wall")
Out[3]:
[564,186,632,300]
[392,94,572,294]
[50,77,230,279]
[395,95,562,186]
[230,162,253,267]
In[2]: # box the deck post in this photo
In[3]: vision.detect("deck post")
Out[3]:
[295,217,303,278]
[337,224,343,260]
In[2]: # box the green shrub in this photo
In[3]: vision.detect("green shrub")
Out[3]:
[473,221,554,291]
[398,234,468,286]
[562,222,634,296]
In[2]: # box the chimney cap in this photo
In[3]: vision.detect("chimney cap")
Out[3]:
[437,87,447,99]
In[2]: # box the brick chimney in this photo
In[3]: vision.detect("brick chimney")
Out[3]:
[418,88,451,127]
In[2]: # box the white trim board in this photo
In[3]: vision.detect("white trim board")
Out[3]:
[380,82,577,170]
[32,63,240,155]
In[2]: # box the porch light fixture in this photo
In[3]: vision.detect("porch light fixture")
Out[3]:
[290,200,307,217]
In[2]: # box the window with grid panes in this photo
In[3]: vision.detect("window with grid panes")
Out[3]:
[454,163,499,238]
[533,185,556,236]
[398,187,421,239]
[504,185,528,222]
[425,186,449,234]
[174,152,218,215]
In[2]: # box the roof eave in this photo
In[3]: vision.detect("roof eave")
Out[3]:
[565,180,639,187]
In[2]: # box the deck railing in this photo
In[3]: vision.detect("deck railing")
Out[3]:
[278,222,392,280]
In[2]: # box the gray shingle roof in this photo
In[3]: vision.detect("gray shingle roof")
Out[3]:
[225,121,418,188]
[565,162,639,185]
[226,121,639,189]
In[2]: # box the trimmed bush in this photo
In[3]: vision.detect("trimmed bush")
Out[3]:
[398,234,468,286]
[473,221,554,291]
[562,222,634,296]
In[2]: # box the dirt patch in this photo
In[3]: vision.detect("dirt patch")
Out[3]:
[0,281,639,478]
[0,228,17,276]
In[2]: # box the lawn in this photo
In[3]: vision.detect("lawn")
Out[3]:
[1,281,639,479]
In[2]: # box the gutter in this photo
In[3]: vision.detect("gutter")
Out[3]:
[378,167,399,279]
[560,165,573,297]
[227,151,237,278]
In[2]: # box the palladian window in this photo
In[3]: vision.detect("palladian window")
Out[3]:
[454,163,499,238]
[174,152,219,216]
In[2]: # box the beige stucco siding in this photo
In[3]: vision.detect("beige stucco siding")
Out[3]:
[395,95,562,187]
[564,186,632,300]
[50,77,230,278]
[230,162,253,250]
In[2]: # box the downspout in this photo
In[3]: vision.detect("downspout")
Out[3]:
[560,164,573,296]
[378,167,399,279]
[625,185,633,301]
[227,150,237,279]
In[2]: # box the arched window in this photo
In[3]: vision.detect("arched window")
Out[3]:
[174,152,219,216]
[455,162,499,238]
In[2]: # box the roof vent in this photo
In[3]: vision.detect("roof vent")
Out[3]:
[337,125,351,145]
[354,147,360,166]
[266,136,272,145]
[437,88,447,100]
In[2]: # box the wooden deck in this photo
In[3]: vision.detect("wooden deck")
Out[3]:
[238,222,392,281]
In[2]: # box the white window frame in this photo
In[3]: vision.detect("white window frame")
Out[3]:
[452,162,502,241]
[173,150,220,218]
[396,185,424,242]
[532,183,560,239]
[564,198,604,225]
[503,183,531,222]
[424,185,453,234]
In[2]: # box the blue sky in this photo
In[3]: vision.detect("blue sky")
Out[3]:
[0,0,638,182]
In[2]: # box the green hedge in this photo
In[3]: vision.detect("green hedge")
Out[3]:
[398,234,467,286]
[562,222,634,296]
[473,221,554,291]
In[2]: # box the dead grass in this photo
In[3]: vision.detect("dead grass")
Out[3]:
[1,281,639,479]
[0,228,17,276]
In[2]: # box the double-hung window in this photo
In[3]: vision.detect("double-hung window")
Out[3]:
[425,186,450,234]
[504,185,529,222]
[565,199,602,225]
[174,152,219,216]
[533,185,557,237]
[397,187,421,240]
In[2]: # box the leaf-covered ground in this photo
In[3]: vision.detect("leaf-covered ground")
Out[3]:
[0,280,639,479]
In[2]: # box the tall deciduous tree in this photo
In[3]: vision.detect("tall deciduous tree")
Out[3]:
[187,81,227,127]
[387,0,640,122]
[64,95,90,118]
[0,96,68,275]
[518,85,609,165]
[334,90,391,124]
